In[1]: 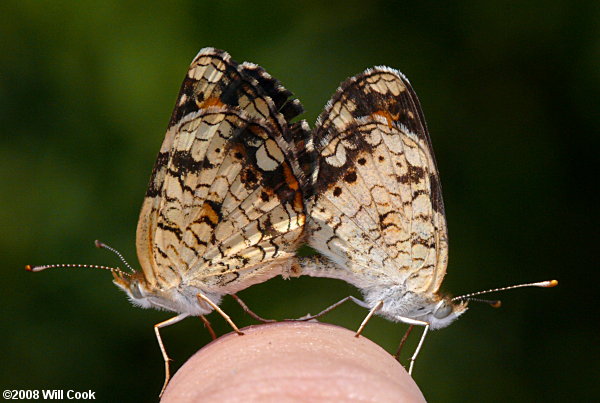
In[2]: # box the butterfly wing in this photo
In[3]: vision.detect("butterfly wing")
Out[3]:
[136,48,310,293]
[306,67,448,295]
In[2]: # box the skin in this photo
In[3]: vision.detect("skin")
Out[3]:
[161,322,425,402]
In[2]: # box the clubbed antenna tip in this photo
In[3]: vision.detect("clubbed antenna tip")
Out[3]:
[453,279,558,302]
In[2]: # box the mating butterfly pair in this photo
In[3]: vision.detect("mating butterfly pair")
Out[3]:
[28,48,556,395]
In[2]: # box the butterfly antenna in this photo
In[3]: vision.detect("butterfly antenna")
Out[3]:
[25,263,131,277]
[452,280,558,302]
[95,240,135,273]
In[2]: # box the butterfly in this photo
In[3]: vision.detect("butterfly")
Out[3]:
[297,66,557,373]
[27,48,312,394]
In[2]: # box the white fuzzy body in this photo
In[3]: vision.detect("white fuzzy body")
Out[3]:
[113,277,222,316]
[300,255,467,330]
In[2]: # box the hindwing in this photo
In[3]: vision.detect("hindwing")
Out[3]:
[136,48,310,292]
[306,67,448,294]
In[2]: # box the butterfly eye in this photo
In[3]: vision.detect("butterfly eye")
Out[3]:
[129,279,143,299]
[433,301,453,319]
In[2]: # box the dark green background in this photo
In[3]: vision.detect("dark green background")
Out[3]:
[2,1,597,401]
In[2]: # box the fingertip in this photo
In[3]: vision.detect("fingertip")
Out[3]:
[161,322,425,402]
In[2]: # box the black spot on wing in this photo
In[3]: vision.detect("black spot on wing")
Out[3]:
[344,170,357,183]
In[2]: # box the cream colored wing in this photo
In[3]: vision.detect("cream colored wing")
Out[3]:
[306,67,448,294]
[136,48,310,292]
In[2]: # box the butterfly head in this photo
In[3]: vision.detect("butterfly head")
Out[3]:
[366,286,468,330]
[112,270,155,309]
[111,268,219,315]
[424,297,469,329]
[394,294,468,330]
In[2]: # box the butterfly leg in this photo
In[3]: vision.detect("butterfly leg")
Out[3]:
[289,296,370,321]
[231,294,276,323]
[197,292,244,335]
[394,325,414,360]
[395,317,430,375]
[154,313,189,397]
[355,300,384,337]
[408,323,430,375]
[198,315,217,340]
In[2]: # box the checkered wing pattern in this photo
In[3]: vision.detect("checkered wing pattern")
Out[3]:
[136,48,310,293]
[305,67,448,294]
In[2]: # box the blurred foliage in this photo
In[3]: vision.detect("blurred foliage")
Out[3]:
[1,0,598,401]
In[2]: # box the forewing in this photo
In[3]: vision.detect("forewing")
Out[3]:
[136,48,309,290]
[307,67,448,294]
